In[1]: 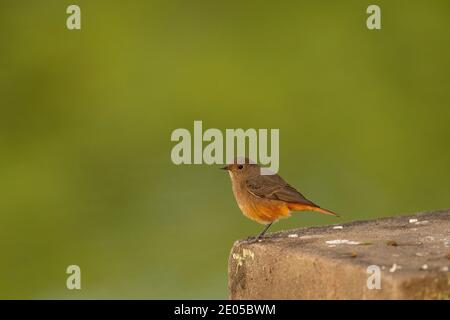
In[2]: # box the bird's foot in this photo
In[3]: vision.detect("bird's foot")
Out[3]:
[245,236,263,244]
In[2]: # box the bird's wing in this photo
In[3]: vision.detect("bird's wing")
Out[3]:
[245,174,317,207]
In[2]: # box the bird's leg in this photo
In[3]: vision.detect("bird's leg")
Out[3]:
[257,222,273,239]
[247,222,273,243]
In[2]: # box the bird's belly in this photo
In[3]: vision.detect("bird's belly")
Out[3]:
[237,196,291,224]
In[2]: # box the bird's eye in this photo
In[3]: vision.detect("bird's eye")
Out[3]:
[237,165,244,170]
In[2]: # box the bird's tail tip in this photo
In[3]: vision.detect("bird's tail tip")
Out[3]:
[315,207,340,217]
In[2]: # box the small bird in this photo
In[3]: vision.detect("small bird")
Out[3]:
[222,158,339,242]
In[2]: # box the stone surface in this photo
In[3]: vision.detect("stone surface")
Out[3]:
[228,210,450,299]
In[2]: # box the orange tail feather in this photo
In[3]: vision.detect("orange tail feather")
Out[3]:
[288,203,340,217]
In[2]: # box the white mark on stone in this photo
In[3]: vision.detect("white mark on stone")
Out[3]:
[415,220,429,225]
[333,226,343,230]
[420,264,428,270]
[300,235,324,240]
[326,239,361,245]
[288,234,298,238]
[409,219,418,223]
[440,266,449,272]
[389,263,401,273]
[415,252,426,257]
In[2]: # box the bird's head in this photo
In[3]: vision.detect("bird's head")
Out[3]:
[220,157,260,179]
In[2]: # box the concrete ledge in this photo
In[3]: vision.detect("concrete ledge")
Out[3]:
[228,210,450,299]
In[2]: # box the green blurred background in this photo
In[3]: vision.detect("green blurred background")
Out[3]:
[0,1,449,299]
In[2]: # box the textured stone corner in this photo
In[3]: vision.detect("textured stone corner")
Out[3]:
[228,210,450,299]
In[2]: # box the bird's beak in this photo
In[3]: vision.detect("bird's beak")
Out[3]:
[220,165,230,171]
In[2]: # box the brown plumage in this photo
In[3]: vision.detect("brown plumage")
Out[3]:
[222,158,339,241]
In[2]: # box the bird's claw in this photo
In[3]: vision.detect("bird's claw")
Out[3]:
[246,236,262,244]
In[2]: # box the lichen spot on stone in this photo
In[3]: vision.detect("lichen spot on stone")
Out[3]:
[232,249,255,268]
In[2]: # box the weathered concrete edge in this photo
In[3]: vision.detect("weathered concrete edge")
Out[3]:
[229,239,450,299]
[240,208,450,242]
[228,209,450,300]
